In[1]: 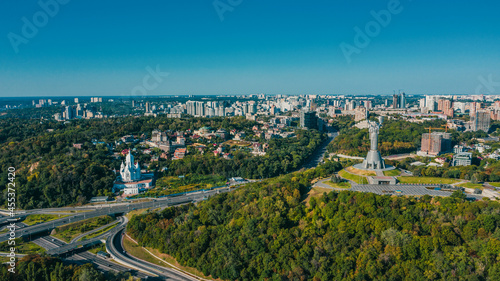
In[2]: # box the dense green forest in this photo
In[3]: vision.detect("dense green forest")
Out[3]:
[0,128,116,209]
[128,162,500,281]
[327,115,356,131]
[0,116,259,145]
[162,129,325,179]
[0,116,324,209]
[0,106,61,120]
[327,118,487,156]
[0,255,134,281]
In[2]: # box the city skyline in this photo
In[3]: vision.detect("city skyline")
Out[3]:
[4,2,500,280]
[1,0,500,97]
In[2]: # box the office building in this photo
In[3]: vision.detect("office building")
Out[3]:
[400,92,406,109]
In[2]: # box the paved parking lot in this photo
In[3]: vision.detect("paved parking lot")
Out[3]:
[350,184,483,200]
[351,184,452,196]
[314,180,483,200]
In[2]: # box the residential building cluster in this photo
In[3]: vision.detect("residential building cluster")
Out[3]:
[54,104,105,121]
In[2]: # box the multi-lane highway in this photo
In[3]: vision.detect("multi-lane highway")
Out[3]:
[1,187,236,244]
[3,186,242,280]
[107,226,197,280]
[32,233,153,279]
[46,216,126,256]
[0,206,100,225]
[70,218,120,243]
[301,130,338,169]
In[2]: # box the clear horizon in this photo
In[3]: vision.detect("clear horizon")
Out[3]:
[1,0,500,97]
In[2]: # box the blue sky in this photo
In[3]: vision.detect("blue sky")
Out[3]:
[0,0,499,97]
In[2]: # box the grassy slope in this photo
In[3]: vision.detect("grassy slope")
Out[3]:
[24,214,66,226]
[457,182,484,189]
[78,223,118,241]
[383,169,401,177]
[0,239,45,255]
[324,181,351,189]
[346,166,376,176]
[339,169,368,184]
[52,216,114,243]
[88,243,106,255]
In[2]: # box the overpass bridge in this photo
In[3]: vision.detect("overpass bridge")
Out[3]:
[0,214,29,226]
[22,191,218,255]
[46,236,105,256]
[0,197,176,243]
[46,217,127,256]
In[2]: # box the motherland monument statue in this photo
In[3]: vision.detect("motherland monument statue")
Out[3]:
[353,120,394,171]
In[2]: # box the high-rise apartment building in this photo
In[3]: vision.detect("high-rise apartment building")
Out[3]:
[420,132,452,156]
[437,99,453,117]
[470,110,491,132]
[63,106,75,120]
[249,101,257,114]
[400,92,406,109]
[186,101,196,116]
[419,98,426,110]
[300,110,318,130]
[195,101,205,116]
[364,100,372,109]
[392,94,399,109]
[354,107,368,122]
[425,95,438,111]
[218,105,225,117]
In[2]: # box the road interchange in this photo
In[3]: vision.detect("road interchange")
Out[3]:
[2,185,241,280]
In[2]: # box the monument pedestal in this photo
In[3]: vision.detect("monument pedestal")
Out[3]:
[362,150,385,170]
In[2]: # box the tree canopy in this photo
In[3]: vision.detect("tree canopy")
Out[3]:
[127,162,500,280]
